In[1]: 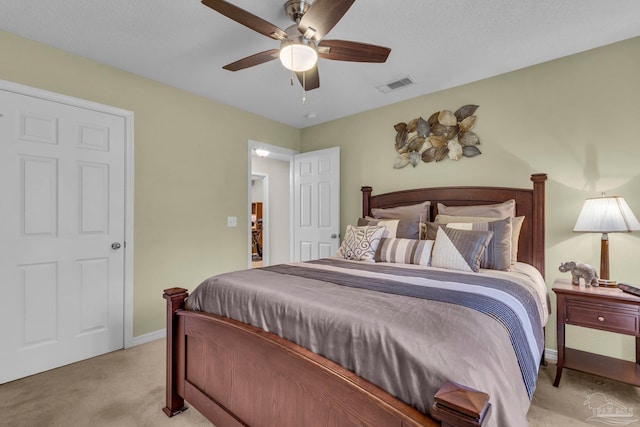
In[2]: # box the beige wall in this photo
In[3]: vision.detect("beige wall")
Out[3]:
[3,28,639,359]
[0,30,301,337]
[301,37,640,360]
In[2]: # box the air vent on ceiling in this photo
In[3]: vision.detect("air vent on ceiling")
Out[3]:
[377,76,415,93]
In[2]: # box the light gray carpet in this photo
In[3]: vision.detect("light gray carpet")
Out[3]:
[0,339,209,427]
[1,339,638,426]
[530,362,639,426]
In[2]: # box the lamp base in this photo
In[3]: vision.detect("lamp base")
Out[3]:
[598,279,618,287]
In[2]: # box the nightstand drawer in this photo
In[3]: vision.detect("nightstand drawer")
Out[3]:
[566,299,639,335]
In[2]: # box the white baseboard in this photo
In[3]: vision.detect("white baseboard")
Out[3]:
[544,348,558,363]
[129,329,166,348]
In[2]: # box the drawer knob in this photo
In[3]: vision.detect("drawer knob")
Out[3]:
[597,316,605,322]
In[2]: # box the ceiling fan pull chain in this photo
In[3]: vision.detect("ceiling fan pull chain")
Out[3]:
[302,71,306,104]
[290,47,295,86]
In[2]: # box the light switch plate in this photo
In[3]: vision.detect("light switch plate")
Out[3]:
[227,216,237,227]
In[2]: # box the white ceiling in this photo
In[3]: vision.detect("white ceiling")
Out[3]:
[2,1,640,128]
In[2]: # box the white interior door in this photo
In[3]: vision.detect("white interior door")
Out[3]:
[293,147,340,261]
[0,88,126,383]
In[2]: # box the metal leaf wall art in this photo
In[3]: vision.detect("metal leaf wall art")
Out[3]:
[393,105,481,168]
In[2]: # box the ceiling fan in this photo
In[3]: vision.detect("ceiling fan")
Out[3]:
[202,0,391,91]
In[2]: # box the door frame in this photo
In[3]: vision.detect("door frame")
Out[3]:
[0,79,136,349]
[250,172,269,266]
[247,140,298,268]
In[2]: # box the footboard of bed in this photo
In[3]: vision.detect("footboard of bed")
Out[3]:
[163,288,490,427]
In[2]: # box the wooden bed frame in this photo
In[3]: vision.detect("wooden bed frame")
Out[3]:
[163,173,547,427]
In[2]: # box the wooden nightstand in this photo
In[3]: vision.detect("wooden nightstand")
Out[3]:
[553,279,640,387]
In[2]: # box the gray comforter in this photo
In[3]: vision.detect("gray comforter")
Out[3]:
[187,259,547,427]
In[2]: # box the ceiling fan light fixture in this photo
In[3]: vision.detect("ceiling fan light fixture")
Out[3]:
[279,42,317,72]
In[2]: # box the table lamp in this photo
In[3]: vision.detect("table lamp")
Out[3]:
[573,194,640,286]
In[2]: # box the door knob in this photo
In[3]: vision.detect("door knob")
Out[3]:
[331,234,339,239]
[111,242,122,250]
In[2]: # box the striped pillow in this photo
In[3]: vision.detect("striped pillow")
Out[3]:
[436,215,524,266]
[445,217,513,271]
[375,238,434,265]
[431,227,493,272]
[358,217,420,239]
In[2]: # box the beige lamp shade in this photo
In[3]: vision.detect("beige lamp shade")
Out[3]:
[573,196,640,233]
[573,195,640,284]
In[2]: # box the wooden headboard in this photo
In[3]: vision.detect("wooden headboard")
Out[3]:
[361,173,547,277]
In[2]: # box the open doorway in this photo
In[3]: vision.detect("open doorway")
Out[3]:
[250,173,267,268]
[247,140,297,269]
[247,142,340,267]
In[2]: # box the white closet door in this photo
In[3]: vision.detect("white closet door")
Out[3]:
[0,89,126,383]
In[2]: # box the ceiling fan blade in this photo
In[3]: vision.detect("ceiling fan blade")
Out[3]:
[223,49,280,71]
[297,0,355,41]
[296,65,320,91]
[317,40,391,63]
[202,0,287,40]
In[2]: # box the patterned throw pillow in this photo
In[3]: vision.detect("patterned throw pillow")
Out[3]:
[336,225,386,262]
[375,238,434,265]
[431,227,493,272]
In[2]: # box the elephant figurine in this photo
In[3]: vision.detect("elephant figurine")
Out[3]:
[559,261,599,286]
